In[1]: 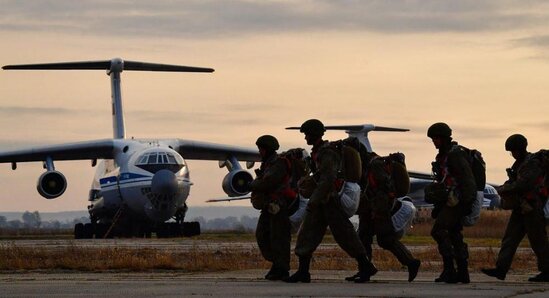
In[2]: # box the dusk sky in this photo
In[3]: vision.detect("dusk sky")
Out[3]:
[1,0,548,212]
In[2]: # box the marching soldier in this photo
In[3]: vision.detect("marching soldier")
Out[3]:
[250,135,293,280]
[482,134,549,282]
[284,119,377,283]
[426,122,476,284]
[352,150,421,282]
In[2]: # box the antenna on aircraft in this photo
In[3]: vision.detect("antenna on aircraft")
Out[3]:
[3,58,214,139]
[286,124,409,152]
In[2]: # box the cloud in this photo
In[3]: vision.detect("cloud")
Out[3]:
[0,106,74,116]
[2,0,549,38]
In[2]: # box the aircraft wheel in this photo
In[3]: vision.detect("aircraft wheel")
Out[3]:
[94,223,108,238]
[183,221,201,237]
[74,223,84,239]
[83,223,94,239]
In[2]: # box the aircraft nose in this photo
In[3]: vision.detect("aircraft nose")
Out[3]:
[151,169,178,195]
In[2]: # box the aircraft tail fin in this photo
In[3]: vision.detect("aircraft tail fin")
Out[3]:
[3,58,214,139]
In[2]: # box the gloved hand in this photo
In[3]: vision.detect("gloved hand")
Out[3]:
[306,199,319,213]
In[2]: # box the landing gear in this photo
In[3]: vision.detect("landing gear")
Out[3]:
[155,221,201,238]
[73,222,112,239]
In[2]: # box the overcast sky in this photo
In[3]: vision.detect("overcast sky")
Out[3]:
[0,0,548,212]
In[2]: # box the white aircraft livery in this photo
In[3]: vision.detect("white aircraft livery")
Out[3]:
[0,58,260,238]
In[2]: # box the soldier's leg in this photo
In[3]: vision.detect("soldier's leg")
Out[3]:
[448,223,469,284]
[375,215,421,282]
[255,211,273,263]
[325,199,376,283]
[325,202,366,258]
[495,210,526,274]
[286,207,328,283]
[294,207,328,258]
[269,209,292,274]
[357,212,374,260]
[431,206,458,283]
[524,209,549,274]
[346,212,374,281]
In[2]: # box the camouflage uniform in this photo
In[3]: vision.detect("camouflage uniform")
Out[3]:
[287,140,375,283]
[431,141,476,283]
[493,153,549,276]
[295,141,367,258]
[357,153,420,281]
[250,152,292,277]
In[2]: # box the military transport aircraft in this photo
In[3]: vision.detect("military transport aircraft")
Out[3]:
[0,58,260,238]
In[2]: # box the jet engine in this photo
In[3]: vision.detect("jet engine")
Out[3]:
[37,170,67,199]
[222,169,253,197]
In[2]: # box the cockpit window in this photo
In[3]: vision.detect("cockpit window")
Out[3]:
[136,151,184,174]
[148,154,158,164]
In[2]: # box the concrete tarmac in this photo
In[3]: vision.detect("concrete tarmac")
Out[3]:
[1,270,548,297]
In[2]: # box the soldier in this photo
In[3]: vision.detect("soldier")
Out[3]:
[250,135,293,280]
[284,119,377,283]
[481,134,549,282]
[427,122,476,284]
[351,150,421,282]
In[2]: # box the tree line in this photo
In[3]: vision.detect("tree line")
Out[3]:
[0,211,259,231]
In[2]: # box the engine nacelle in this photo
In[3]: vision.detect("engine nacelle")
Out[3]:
[222,170,253,197]
[37,170,67,199]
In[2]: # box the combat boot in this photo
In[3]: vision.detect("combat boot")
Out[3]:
[407,259,421,282]
[266,268,289,281]
[528,272,549,282]
[456,258,470,284]
[353,255,378,283]
[345,272,359,282]
[435,256,457,283]
[264,265,275,279]
[481,268,506,281]
[283,257,311,283]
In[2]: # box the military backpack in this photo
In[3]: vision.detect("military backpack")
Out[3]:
[451,145,486,191]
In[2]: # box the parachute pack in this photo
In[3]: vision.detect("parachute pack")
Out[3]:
[278,148,310,190]
[338,137,411,198]
[451,145,486,191]
[277,148,310,215]
[381,152,411,198]
[329,140,362,183]
[328,140,362,217]
[450,144,486,226]
[530,149,549,219]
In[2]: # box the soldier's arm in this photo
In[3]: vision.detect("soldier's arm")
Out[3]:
[309,148,338,206]
[249,159,288,192]
[447,151,476,204]
[498,159,543,194]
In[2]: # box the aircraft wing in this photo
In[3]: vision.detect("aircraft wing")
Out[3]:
[169,140,260,162]
[0,139,115,163]
[206,195,250,203]
[408,171,434,180]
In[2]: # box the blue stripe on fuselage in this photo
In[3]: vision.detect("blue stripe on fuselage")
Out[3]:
[99,172,150,185]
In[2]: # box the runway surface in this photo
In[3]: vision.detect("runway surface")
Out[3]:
[1,239,547,297]
[1,270,548,297]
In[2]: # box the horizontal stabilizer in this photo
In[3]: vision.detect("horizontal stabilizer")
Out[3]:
[3,59,214,73]
[286,124,409,132]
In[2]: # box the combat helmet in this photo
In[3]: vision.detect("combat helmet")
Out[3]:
[256,135,280,151]
[427,122,452,138]
[300,119,325,136]
[505,134,527,151]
